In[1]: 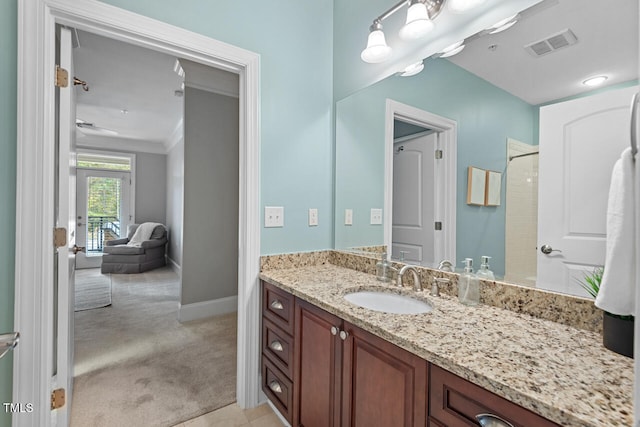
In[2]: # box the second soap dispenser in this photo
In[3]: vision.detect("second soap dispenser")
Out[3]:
[459,258,479,306]
[476,256,495,281]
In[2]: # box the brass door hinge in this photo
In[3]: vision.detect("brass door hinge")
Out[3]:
[54,228,67,249]
[435,149,443,159]
[435,221,443,231]
[55,65,69,88]
[51,388,65,410]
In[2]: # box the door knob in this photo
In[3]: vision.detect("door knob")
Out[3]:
[540,244,561,255]
[72,245,86,254]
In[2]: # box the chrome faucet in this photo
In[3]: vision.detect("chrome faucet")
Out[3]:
[437,259,454,272]
[397,265,422,291]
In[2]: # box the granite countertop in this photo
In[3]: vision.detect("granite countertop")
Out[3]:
[259,264,633,427]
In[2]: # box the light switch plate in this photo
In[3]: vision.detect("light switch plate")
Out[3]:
[345,209,353,226]
[308,208,318,226]
[370,208,383,225]
[265,206,284,227]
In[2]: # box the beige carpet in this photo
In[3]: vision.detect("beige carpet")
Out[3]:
[74,268,112,311]
[71,267,237,427]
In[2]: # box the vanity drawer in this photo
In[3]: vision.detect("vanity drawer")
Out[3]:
[262,317,294,379]
[261,356,293,424]
[429,364,560,427]
[262,281,294,335]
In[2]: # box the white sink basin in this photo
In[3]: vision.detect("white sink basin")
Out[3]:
[344,291,433,314]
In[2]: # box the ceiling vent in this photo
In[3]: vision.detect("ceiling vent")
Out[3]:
[524,29,578,57]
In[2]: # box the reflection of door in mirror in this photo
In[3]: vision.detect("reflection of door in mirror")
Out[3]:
[392,127,437,264]
[537,85,638,297]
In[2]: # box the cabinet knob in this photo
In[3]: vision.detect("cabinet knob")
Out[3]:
[476,414,514,427]
[268,380,283,394]
[339,330,349,340]
[270,299,284,310]
[269,340,283,352]
[330,326,339,336]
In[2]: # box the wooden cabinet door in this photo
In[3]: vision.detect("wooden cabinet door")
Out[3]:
[294,299,342,427]
[341,322,427,427]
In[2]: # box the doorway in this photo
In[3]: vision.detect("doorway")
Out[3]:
[384,99,457,265]
[15,2,261,426]
[76,166,132,269]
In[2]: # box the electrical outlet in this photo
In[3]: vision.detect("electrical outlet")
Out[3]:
[345,209,353,226]
[308,208,318,226]
[370,208,383,225]
[264,206,284,228]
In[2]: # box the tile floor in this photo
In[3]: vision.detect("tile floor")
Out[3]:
[175,403,284,427]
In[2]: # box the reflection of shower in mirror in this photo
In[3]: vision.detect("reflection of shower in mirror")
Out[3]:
[504,138,538,287]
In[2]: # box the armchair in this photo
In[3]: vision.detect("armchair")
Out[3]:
[101,223,168,274]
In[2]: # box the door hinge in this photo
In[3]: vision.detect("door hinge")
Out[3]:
[54,228,67,249]
[435,221,442,231]
[435,149,443,159]
[51,388,65,410]
[55,65,69,88]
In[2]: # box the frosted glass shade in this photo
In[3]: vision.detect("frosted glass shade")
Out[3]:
[448,0,486,14]
[361,30,392,63]
[399,3,434,40]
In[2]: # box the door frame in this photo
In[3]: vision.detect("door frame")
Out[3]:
[15,1,261,425]
[384,99,457,264]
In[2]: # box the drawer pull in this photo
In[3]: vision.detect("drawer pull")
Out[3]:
[268,380,283,394]
[476,414,514,427]
[339,330,349,341]
[269,340,284,352]
[270,299,284,310]
[330,326,339,336]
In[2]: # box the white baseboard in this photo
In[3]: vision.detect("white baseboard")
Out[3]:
[266,399,291,427]
[178,295,238,322]
[167,257,181,274]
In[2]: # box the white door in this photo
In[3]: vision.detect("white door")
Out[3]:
[391,132,437,264]
[53,26,77,426]
[76,168,131,269]
[537,85,638,296]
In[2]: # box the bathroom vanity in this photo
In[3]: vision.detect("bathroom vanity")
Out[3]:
[259,256,633,427]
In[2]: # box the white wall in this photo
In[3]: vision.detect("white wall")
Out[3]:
[166,138,184,268]
[135,151,167,224]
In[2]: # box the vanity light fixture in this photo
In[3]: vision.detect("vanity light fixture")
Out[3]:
[438,40,465,57]
[582,75,608,87]
[361,0,446,64]
[487,14,519,34]
[399,60,425,77]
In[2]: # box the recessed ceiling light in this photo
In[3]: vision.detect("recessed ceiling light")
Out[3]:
[488,14,518,34]
[582,76,608,87]
[439,41,465,58]
[399,61,424,77]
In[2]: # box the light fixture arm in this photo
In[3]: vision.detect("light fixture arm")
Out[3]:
[370,0,446,28]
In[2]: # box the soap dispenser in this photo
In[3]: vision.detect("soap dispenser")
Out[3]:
[476,256,495,281]
[376,252,392,282]
[459,258,479,306]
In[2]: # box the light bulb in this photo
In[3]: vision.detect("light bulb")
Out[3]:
[399,2,434,40]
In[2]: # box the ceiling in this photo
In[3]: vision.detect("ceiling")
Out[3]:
[73,30,184,149]
[447,0,639,105]
[72,0,638,150]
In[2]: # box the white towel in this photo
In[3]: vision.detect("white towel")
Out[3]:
[127,222,164,247]
[595,147,636,316]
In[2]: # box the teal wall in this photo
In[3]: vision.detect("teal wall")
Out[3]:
[0,1,17,425]
[0,2,333,425]
[335,59,537,276]
[99,0,335,255]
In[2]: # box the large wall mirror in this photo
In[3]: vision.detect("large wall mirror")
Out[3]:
[334,0,638,297]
